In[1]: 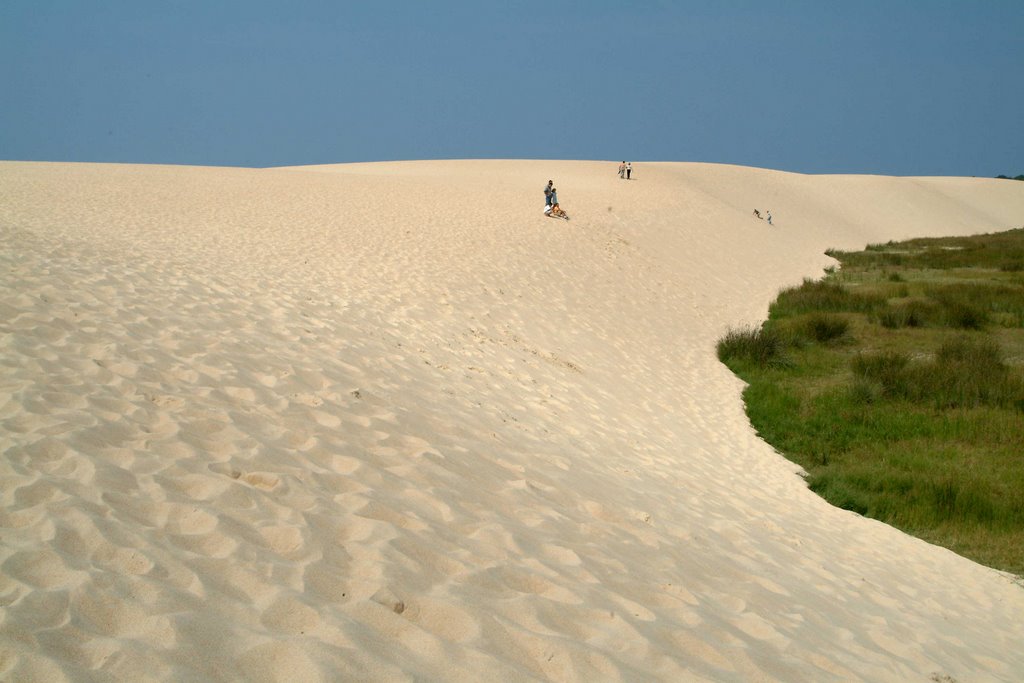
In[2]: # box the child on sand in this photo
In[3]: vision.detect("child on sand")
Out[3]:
[550,188,569,219]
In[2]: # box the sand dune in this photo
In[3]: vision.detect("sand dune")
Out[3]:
[1,159,1023,681]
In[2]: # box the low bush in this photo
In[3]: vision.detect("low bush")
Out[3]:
[943,301,989,329]
[849,378,884,404]
[802,314,851,344]
[716,326,789,368]
[878,300,936,329]
[928,337,1020,408]
[850,351,911,400]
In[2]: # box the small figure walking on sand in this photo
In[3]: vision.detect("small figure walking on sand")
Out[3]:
[766,210,773,225]
[618,162,626,179]
[626,162,632,180]
[544,179,554,209]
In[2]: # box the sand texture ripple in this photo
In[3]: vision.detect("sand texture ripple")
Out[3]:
[2,160,1024,681]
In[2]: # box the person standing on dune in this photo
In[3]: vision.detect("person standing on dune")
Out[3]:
[626,162,632,180]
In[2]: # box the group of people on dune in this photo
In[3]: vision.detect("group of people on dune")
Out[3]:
[544,162,637,220]
[544,165,777,228]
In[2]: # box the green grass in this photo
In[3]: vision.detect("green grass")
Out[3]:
[716,325,792,369]
[720,227,1024,575]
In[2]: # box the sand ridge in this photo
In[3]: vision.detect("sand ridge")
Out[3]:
[1,159,1024,681]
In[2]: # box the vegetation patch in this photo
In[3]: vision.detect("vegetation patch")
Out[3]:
[716,325,791,369]
[719,227,1024,575]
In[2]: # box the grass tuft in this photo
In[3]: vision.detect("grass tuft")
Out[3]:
[850,351,910,399]
[878,299,936,329]
[716,326,790,368]
[802,314,851,344]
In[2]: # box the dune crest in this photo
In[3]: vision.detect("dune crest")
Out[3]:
[2,160,1023,681]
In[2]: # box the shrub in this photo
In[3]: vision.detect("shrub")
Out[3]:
[803,314,851,344]
[878,308,907,329]
[849,378,884,404]
[923,337,1016,408]
[935,336,1003,366]
[716,325,790,368]
[851,352,911,398]
[878,300,936,328]
[904,300,937,327]
[943,301,988,329]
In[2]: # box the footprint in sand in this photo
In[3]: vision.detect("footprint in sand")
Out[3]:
[241,471,282,491]
[210,464,282,492]
[164,503,219,535]
[259,525,306,558]
[735,611,785,642]
[542,544,582,567]
[147,394,185,409]
[288,392,323,407]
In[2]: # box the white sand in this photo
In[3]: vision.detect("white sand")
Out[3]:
[1,159,1023,682]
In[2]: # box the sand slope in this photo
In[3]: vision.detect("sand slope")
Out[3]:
[1,159,1023,682]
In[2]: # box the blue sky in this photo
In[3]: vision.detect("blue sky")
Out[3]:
[2,1,1022,176]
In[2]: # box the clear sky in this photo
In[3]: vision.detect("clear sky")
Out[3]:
[2,1,1022,176]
